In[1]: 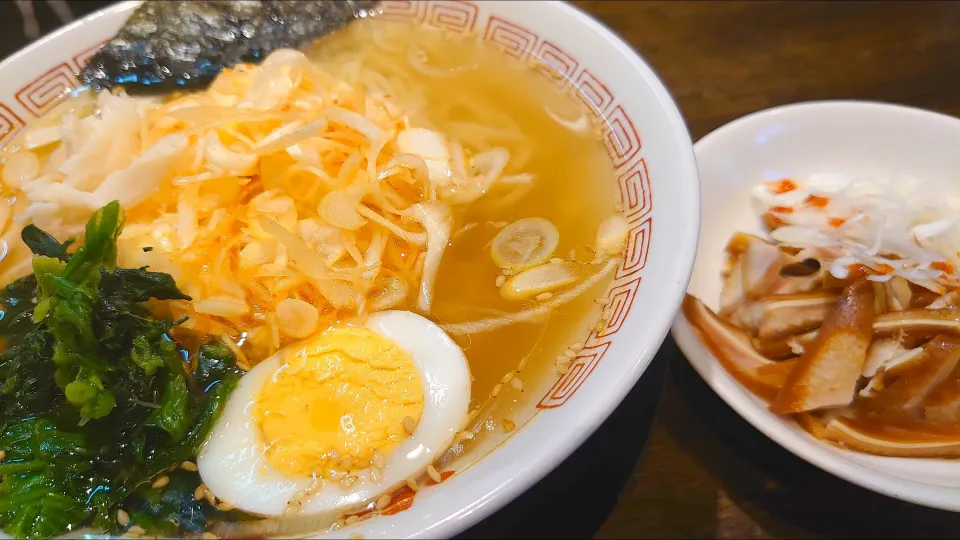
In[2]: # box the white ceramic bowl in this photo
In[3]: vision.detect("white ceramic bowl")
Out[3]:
[0,1,699,537]
[673,100,960,512]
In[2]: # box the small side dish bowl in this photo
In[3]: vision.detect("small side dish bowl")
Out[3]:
[673,100,960,512]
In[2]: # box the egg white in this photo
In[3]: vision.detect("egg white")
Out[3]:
[196,310,471,517]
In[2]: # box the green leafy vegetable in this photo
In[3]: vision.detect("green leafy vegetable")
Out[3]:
[0,202,242,539]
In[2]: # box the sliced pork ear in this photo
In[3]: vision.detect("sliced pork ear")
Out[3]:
[681,294,786,401]
[770,280,874,414]
[872,282,889,315]
[926,291,960,310]
[862,338,906,378]
[740,237,791,299]
[757,292,837,341]
[873,308,960,338]
[822,417,960,458]
[919,340,960,424]
[753,330,818,359]
[885,277,912,311]
[719,257,745,316]
[911,285,942,309]
[861,335,960,414]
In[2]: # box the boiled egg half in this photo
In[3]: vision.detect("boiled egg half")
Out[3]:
[197,310,471,517]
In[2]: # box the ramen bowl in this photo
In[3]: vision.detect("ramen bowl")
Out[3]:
[0,1,698,538]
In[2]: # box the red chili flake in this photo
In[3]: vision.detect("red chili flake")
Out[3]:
[280,103,292,112]
[424,470,455,486]
[769,179,797,194]
[769,205,794,214]
[381,488,416,516]
[828,217,846,228]
[933,261,956,274]
[805,195,830,208]
[846,264,869,278]
[874,263,894,274]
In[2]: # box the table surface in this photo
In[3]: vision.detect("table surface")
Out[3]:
[575,1,960,539]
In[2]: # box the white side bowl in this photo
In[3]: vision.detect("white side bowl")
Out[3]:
[673,100,960,512]
[0,1,699,538]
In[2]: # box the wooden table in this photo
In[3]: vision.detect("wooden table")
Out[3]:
[574,1,960,538]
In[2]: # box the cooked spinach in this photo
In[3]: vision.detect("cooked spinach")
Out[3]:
[0,202,242,539]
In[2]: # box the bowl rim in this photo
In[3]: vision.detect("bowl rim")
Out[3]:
[675,98,960,513]
[0,0,702,537]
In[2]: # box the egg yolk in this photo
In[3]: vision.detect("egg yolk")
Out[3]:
[254,326,424,478]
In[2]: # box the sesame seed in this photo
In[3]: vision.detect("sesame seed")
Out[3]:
[402,416,417,434]
[180,461,198,472]
[194,484,207,501]
[517,357,528,370]
[555,355,568,363]
[568,249,577,259]
[535,292,553,301]
[563,349,577,359]
[550,258,564,264]
[200,533,220,540]
[557,363,570,375]
[590,257,604,265]
[602,308,613,320]
[406,477,419,491]
[427,464,442,483]
[595,297,609,305]
[340,475,358,490]
[556,358,572,367]
[204,491,219,507]
[501,372,514,384]
[218,501,235,512]
[116,509,130,527]
[151,475,169,489]
[511,377,524,392]
[491,384,502,397]
[570,341,584,352]
[128,526,146,535]
[501,418,516,432]
[376,494,392,510]
[345,515,360,525]
[495,275,506,287]
[584,245,596,253]
[372,450,385,470]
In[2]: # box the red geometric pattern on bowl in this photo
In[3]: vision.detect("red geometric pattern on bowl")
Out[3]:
[602,104,642,167]
[15,62,78,117]
[534,40,579,89]
[618,158,652,223]
[379,0,427,23]
[537,341,611,409]
[574,69,615,118]
[0,104,25,145]
[616,218,652,280]
[424,1,478,33]
[0,0,654,410]
[71,40,108,73]
[483,16,537,61]
[593,277,642,340]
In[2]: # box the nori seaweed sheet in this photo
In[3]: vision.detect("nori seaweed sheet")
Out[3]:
[78,0,380,95]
